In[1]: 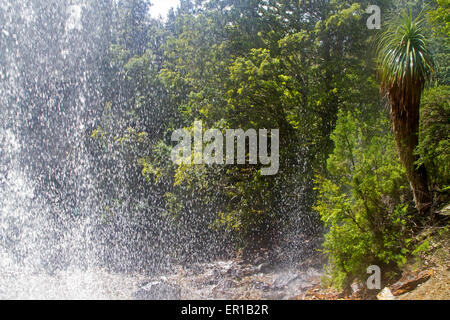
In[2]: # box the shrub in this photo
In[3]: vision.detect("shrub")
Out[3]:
[416,85,450,191]
[314,110,415,289]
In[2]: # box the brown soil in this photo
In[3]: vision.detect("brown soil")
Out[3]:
[297,225,450,300]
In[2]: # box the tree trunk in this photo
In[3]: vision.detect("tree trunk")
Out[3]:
[391,102,432,214]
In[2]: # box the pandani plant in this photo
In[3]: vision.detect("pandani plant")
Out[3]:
[376,9,435,214]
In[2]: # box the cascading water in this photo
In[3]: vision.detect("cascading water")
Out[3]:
[0,0,324,300]
[0,0,155,298]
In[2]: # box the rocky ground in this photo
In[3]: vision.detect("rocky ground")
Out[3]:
[397,226,450,300]
[295,225,450,300]
[134,226,449,301]
[134,259,323,300]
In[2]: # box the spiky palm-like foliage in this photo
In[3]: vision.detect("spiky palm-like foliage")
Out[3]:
[377,10,434,214]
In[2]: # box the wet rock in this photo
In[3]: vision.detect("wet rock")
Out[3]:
[264,291,286,300]
[206,278,220,286]
[216,260,234,273]
[221,279,237,289]
[255,262,272,273]
[389,269,433,296]
[187,264,203,276]
[272,272,300,289]
[377,287,396,300]
[133,280,181,300]
[252,280,271,291]
[350,281,364,295]
[204,268,222,285]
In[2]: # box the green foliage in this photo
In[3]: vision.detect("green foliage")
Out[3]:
[161,0,387,252]
[314,110,415,289]
[89,0,449,266]
[416,85,450,188]
[425,0,450,85]
[412,238,430,257]
[427,0,450,37]
[377,10,434,95]
[109,0,403,255]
